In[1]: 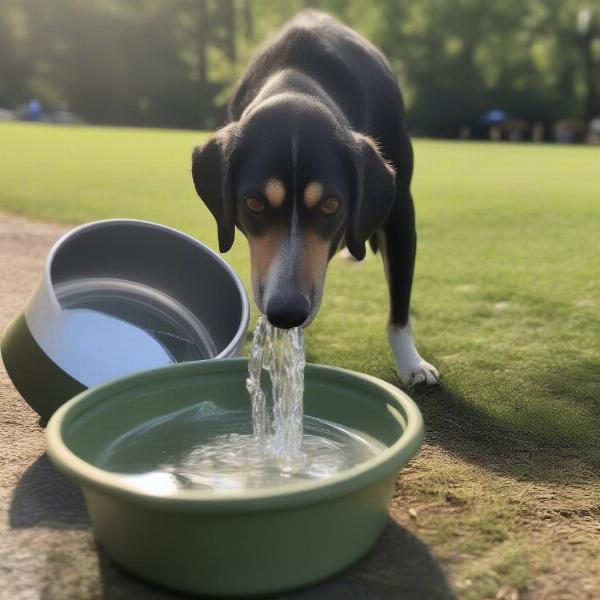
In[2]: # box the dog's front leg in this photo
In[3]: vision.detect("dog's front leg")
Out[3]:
[378,192,440,386]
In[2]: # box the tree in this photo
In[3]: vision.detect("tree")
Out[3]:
[1,0,598,133]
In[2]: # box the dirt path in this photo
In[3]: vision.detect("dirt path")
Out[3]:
[1,212,598,600]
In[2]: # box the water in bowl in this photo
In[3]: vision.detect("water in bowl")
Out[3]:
[98,314,384,491]
[56,278,215,363]
[98,405,383,491]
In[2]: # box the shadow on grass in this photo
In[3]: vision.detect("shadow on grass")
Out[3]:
[407,358,600,484]
[95,519,454,600]
[304,347,597,481]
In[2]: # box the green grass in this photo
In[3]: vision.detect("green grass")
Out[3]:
[1,122,599,597]
[2,121,598,457]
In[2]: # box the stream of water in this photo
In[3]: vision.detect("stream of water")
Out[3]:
[102,315,384,491]
[246,314,305,459]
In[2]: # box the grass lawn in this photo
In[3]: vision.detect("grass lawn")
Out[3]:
[1,122,599,598]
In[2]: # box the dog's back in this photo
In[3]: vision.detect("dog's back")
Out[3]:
[229,9,406,148]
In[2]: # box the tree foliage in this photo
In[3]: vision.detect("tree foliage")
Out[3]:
[0,0,598,135]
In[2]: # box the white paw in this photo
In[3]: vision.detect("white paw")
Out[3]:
[396,358,440,386]
[387,323,440,386]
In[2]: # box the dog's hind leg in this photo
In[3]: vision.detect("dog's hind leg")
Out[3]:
[379,189,440,386]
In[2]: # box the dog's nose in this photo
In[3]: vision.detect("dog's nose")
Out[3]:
[266,293,310,329]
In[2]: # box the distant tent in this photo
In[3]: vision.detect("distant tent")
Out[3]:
[480,109,509,124]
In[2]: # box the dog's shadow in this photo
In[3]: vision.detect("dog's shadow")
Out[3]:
[305,343,600,484]
[11,454,454,599]
[402,359,600,484]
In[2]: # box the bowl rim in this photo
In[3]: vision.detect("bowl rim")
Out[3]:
[46,358,423,512]
[33,218,250,360]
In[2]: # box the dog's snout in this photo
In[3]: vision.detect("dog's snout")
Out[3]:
[266,293,310,329]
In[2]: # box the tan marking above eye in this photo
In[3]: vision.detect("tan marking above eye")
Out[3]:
[303,181,324,208]
[264,178,285,208]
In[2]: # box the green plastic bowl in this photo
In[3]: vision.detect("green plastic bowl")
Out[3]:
[46,358,423,597]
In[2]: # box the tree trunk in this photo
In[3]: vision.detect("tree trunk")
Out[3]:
[243,0,254,40]
[224,0,236,63]
[198,0,209,86]
[581,32,596,120]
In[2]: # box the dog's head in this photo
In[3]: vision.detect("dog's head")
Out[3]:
[192,96,395,328]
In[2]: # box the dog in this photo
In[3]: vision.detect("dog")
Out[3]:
[192,10,439,385]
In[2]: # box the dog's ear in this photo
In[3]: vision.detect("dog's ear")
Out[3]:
[346,133,396,260]
[191,123,239,253]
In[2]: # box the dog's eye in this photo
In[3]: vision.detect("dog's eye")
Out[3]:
[320,197,339,215]
[245,197,265,213]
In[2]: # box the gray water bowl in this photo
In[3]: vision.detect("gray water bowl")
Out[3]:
[1,219,249,420]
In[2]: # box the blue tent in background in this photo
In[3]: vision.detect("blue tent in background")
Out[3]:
[480,109,509,125]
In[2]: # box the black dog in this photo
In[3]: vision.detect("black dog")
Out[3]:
[192,10,439,385]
